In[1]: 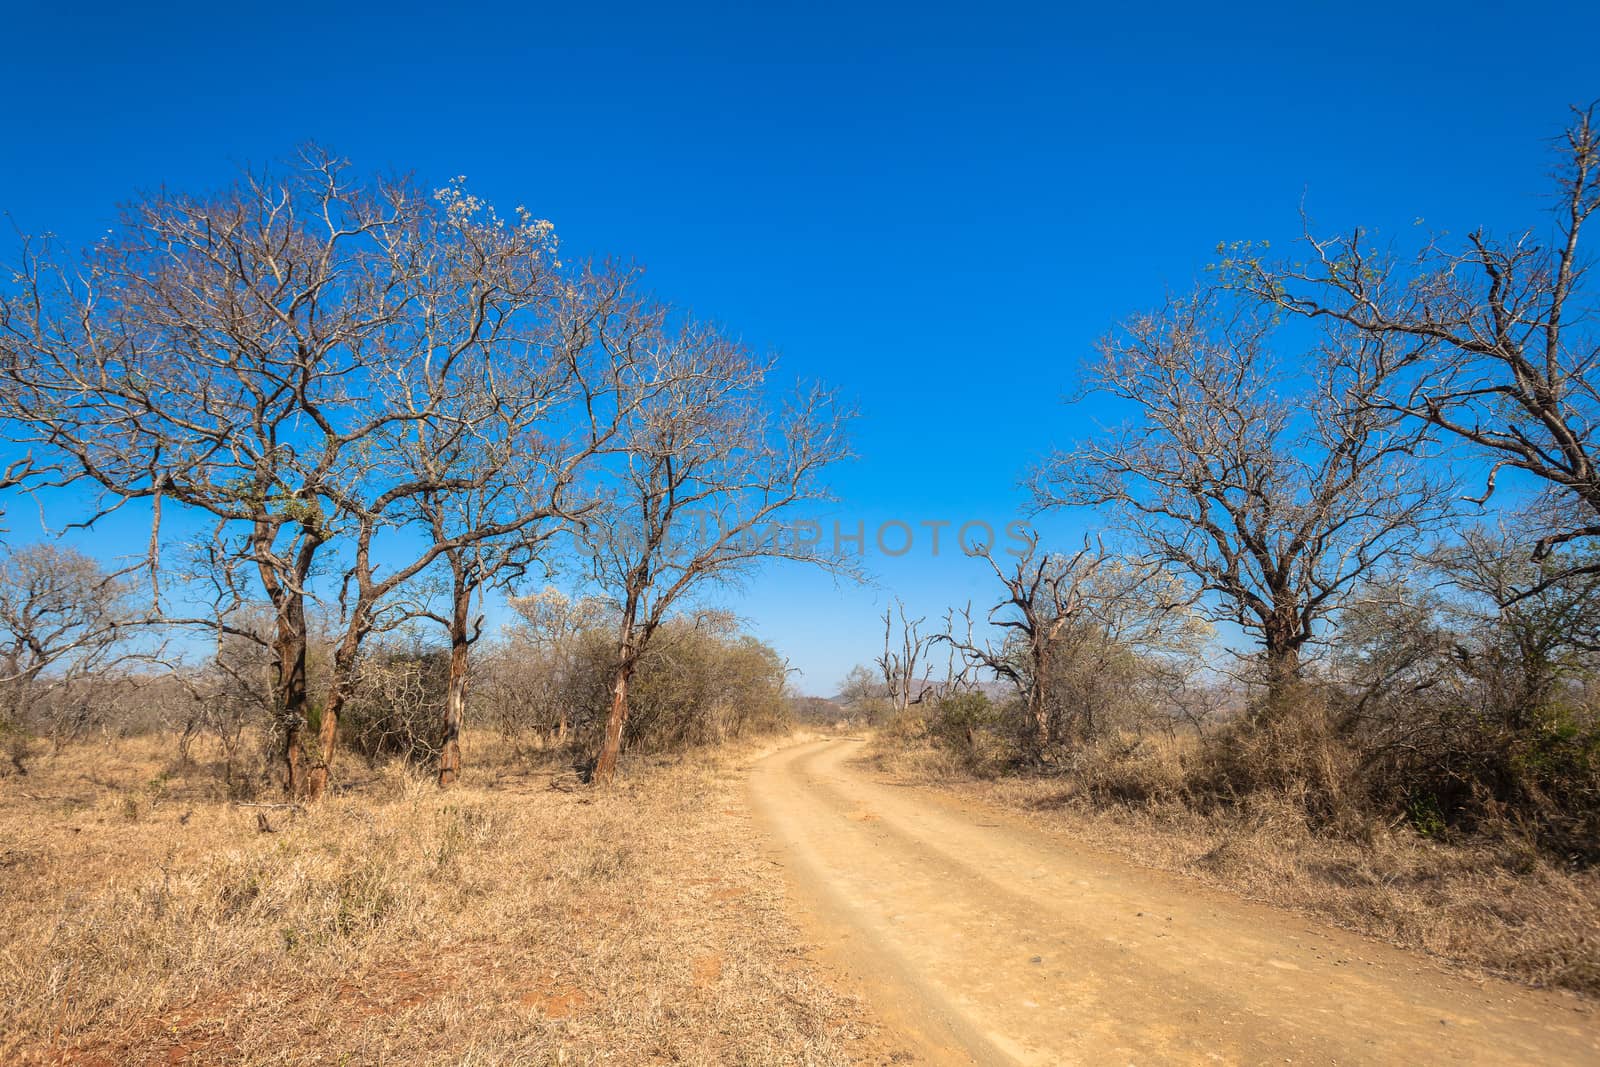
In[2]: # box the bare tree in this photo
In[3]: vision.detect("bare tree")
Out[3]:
[942,537,1205,748]
[877,600,937,715]
[304,287,581,797]
[1232,104,1600,577]
[1046,559,1210,740]
[407,265,655,786]
[578,314,853,784]
[0,543,134,762]
[0,151,564,797]
[836,663,888,706]
[501,587,611,744]
[940,534,1105,750]
[1033,287,1448,707]
[0,455,33,535]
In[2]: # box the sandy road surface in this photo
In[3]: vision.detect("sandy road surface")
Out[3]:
[747,737,1599,1066]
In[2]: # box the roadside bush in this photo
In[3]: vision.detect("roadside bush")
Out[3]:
[1062,733,1189,808]
[926,691,999,770]
[470,600,793,763]
[884,535,1600,864]
[616,622,791,753]
[1183,686,1362,830]
[1355,703,1600,861]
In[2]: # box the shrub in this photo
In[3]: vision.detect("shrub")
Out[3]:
[926,692,988,749]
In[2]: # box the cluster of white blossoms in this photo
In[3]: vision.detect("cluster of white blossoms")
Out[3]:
[433,178,559,263]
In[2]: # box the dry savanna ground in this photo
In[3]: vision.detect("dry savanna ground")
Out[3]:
[0,731,889,1066]
[869,737,1600,999]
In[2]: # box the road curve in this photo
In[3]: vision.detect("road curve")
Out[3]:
[746,737,1600,1066]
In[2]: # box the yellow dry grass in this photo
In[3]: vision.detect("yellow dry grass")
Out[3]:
[0,732,880,1065]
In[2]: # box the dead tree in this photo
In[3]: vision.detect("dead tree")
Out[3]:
[877,600,937,715]
[1233,104,1600,586]
[579,314,854,784]
[1034,287,1448,708]
[940,535,1103,751]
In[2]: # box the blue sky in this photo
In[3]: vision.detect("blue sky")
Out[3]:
[2,1,1597,691]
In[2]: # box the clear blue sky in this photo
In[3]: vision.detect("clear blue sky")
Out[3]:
[2,1,1597,691]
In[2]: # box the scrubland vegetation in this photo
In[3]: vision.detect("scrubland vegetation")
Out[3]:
[5,100,1600,1058]
[855,105,1600,996]
[0,147,863,1060]
[0,530,842,1062]
[0,729,874,1064]
[0,149,847,798]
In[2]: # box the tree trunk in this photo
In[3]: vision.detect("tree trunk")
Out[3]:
[257,524,321,799]
[1256,589,1306,717]
[1028,638,1052,752]
[1027,682,1049,751]
[270,595,310,798]
[1260,640,1301,718]
[438,587,472,788]
[592,652,636,785]
[306,627,363,801]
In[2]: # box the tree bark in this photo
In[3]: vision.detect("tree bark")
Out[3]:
[1029,623,1062,753]
[270,595,310,798]
[592,652,636,785]
[1260,641,1302,716]
[1028,646,1051,752]
[438,587,472,787]
[257,523,322,799]
[1255,587,1307,716]
[306,626,364,801]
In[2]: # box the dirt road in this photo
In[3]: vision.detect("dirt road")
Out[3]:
[747,737,1599,1066]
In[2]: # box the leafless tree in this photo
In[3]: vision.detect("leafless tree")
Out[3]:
[836,663,888,707]
[1034,287,1448,708]
[941,537,1206,747]
[877,599,937,715]
[0,150,566,797]
[1231,104,1600,581]
[578,314,853,784]
[303,278,592,797]
[940,534,1101,750]
[0,454,33,535]
[405,265,657,786]
[0,543,135,762]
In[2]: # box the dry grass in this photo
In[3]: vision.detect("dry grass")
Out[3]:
[0,731,882,1065]
[867,735,1600,997]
